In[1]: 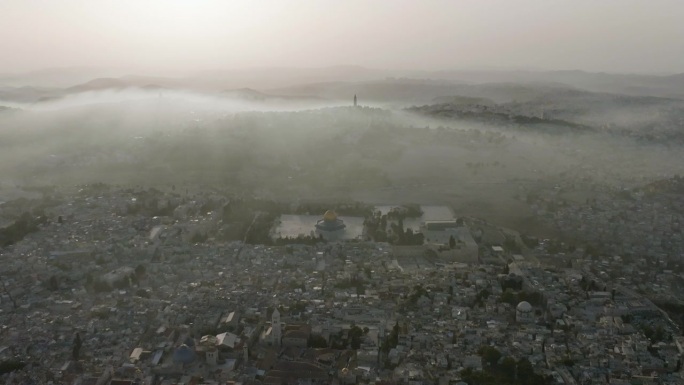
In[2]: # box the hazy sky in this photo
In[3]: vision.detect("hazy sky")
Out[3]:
[1,0,683,74]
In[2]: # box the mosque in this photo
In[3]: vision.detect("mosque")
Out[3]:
[273,209,363,241]
[315,210,346,232]
[516,301,534,323]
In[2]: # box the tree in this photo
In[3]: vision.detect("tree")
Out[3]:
[479,346,501,367]
[516,358,534,384]
[562,356,575,367]
[308,334,328,348]
[350,325,364,349]
[504,236,521,253]
[93,279,111,292]
[500,356,517,380]
[381,322,400,353]
[72,333,82,360]
[449,235,456,249]
[48,275,59,291]
[0,277,17,310]
[0,360,26,375]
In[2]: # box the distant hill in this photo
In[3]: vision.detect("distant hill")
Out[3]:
[0,86,63,103]
[140,84,167,91]
[191,65,391,90]
[406,103,594,134]
[418,69,684,99]
[638,177,684,195]
[0,105,17,112]
[431,95,495,105]
[65,77,130,93]
[221,88,271,101]
[2,67,684,107]
[0,77,180,104]
[269,79,582,105]
[0,66,135,88]
[221,87,323,102]
[2,66,683,98]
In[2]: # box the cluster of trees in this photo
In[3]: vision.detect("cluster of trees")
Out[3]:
[465,161,506,175]
[404,107,518,143]
[652,300,684,334]
[380,322,400,354]
[640,324,670,343]
[640,175,684,195]
[348,325,365,349]
[410,103,590,137]
[545,239,576,254]
[473,289,491,307]
[364,210,425,245]
[190,231,209,244]
[385,204,423,220]
[273,234,326,246]
[500,290,544,307]
[328,325,368,350]
[0,211,47,247]
[244,212,279,245]
[334,278,366,296]
[293,202,373,217]
[583,243,609,258]
[500,275,524,291]
[407,284,430,305]
[390,220,424,246]
[89,268,142,293]
[124,189,180,217]
[364,212,389,242]
[47,275,59,291]
[459,346,551,385]
[308,334,328,348]
[287,301,308,314]
[0,360,26,375]
[579,276,601,292]
[520,234,539,249]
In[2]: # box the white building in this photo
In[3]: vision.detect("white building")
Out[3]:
[516,301,534,323]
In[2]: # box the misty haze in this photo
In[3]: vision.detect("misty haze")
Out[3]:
[2,1,684,385]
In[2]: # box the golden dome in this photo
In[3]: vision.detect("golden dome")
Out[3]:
[323,210,338,222]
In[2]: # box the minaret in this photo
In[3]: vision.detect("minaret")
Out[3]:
[243,344,249,365]
[272,308,281,347]
[353,94,357,107]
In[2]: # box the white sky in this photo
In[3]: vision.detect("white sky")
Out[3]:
[1,0,683,74]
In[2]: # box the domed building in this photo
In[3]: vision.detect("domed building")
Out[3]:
[173,344,197,365]
[183,336,195,347]
[516,301,534,323]
[315,210,346,232]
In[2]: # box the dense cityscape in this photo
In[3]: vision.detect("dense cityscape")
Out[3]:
[2,181,684,385]
[3,2,684,384]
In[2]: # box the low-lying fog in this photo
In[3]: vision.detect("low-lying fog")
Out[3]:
[2,76,683,235]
